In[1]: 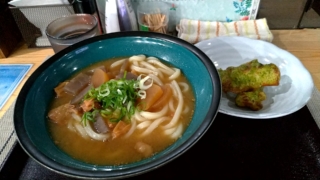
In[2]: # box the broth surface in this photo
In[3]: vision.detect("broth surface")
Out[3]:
[48,57,195,165]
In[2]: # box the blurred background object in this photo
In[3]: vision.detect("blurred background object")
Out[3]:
[131,0,261,34]
[68,0,104,33]
[257,0,320,29]
[299,0,320,28]
[116,0,138,32]
[0,0,22,58]
[3,0,320,53]
[8,0,74,47]
[9,8,42,48]
[104,0,138,33]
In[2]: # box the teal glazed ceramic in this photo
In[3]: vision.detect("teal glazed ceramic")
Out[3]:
[14,32,221,179]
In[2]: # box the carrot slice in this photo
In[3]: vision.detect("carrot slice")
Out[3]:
[149,84,172,111]
[80,99,95,112]
[131,70,138,76]
[112,121,131,139]
[138,84,164,110]
[91,68,109,88]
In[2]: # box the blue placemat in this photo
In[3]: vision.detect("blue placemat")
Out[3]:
[0,64,32,109]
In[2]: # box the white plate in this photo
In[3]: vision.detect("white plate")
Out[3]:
[195,36,314,119]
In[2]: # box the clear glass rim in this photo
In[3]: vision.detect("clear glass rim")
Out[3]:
[45,14,98,40]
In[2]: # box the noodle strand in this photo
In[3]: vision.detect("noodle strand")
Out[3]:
[83,123,110,141]
[169,68,181,80]
[74,122,89,139]
[129,55,146,62]
[148,74,163,86]
[140,61,164,78]
[162,80,184,129]
[169,98,175,112]
[164,126,176,135]
[134,111,149,122]
[141,117,170,136]
[171,123,183,139]
[110,58,127,69]
[140,105,168,120]
[183,105,190,114]
[137,121,152,129]
[178,82,189,93]
[147,59,175,74]
[131,65,158,76]
[124,117,137,138]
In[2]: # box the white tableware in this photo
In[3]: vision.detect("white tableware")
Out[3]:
[195,36,314,119]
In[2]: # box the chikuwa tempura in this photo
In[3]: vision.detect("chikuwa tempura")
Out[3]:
[47,55,195,165]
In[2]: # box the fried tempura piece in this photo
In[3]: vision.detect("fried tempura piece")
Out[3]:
[235,88,267,111]
[218,59,280,93]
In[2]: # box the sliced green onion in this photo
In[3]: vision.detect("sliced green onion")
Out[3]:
[138,90,146,99]
[81,73,141,124]
[139,75,153,90]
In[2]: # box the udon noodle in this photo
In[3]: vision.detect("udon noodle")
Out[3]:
[47,55,195,165]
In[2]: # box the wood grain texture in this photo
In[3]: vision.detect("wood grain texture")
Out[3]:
[271,29,320,92]
[0,29,319,118]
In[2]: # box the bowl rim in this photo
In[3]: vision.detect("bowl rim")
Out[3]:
[14,31,221,179]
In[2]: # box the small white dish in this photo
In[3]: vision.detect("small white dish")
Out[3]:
[195,36,314,119]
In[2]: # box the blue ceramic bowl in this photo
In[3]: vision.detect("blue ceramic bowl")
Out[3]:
[14,32,221,179]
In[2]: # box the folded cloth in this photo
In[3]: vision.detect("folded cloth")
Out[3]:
[176,18,273,44]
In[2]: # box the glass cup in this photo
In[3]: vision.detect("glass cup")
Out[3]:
[45,14,100,53]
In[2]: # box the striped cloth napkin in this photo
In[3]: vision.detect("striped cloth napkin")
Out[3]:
[176,18,273,44]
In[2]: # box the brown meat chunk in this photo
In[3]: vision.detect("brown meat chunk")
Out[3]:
[63,73,90,95]
[48,104,74,125]
[134,141,153,158]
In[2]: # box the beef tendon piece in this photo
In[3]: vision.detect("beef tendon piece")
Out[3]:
[235,88,267,111]
[218,59,280,93]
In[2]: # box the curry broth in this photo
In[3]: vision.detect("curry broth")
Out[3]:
[48,57,195,165]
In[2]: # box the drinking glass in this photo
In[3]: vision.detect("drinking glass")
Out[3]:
[46,14,100,53]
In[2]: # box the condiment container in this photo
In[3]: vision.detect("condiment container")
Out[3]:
[137,2,170,34]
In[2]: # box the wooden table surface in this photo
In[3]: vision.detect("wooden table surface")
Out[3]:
[0,29,320,118]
